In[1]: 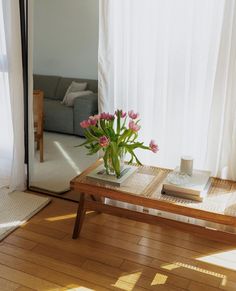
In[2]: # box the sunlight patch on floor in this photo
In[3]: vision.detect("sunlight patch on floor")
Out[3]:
[151,273,168,285]
[0,220,26,229]
[65,287,95,291]
[54,141,81,174]
[45,211,95,222]
[49,286,95,291]
[45,214,76,222]
[161,263,179,271]
[112,272,142,291]
[197,250,236,271]
[161,262,226,284]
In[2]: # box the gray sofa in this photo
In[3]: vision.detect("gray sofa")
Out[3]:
[33,74,98,136]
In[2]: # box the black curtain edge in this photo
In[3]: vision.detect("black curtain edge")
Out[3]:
[19,0,29,189]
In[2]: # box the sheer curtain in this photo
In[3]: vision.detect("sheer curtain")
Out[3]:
[206,0,236,181]
[99,0,236,179]
[0,0,25,191]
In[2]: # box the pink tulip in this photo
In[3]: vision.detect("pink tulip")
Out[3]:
[149,140,159,153]
[129,121,141,132]
[100,112,109,120]
[89,116,98,126]
[80,120,90,128]
[128,110,139,120]
[99,136,110,147]
[115,110,127,118]
[100,112,114,121]
[93,114,101,120]
[108,114,115,120]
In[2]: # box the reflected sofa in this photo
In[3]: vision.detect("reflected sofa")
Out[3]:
[33,74,98,137]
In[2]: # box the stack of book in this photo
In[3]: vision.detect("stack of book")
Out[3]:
[161,168,212,202]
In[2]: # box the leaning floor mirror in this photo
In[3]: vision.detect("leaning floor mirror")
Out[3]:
[28,0,99,201]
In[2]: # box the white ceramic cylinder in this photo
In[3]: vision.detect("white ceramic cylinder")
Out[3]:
[180,156,193,176]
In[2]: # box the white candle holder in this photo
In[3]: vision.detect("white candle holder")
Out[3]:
[180,156,193,176]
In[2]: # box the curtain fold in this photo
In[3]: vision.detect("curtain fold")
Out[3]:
[0,0,25,191]
[206,0,236,181]
[99,0,236,180]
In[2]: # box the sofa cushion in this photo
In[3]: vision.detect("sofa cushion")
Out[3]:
[44,98,73,134]
[62,90,93,106]
[55,77,98,100]
[34,74,61,100]
[65,81,88,94]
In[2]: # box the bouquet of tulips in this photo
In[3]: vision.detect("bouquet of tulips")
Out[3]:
[79,109,158,178]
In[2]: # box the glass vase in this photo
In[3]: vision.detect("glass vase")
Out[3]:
[104,150,125,178]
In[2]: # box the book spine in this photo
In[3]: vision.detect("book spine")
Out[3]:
[161,189,203,202]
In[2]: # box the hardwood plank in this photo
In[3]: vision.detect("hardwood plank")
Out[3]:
[0,277,20,291]
[21,222,68,239]
[84,222,141,243]
[3,236,37,251]
[188,281,221,291]
[15,287,35,291]
[14,228,124,267]
[0,264,60,290]
[30,243,86,268]
[138,237,217,257]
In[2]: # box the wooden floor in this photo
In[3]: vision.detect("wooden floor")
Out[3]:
[1,196,236,291]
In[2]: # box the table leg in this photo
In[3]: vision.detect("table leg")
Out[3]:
[90,195,105,214]
[72,193,86,239]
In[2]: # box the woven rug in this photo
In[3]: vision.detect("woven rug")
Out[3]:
[0,189,50,241]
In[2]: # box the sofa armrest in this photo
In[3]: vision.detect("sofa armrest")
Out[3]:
[73,94,98,136]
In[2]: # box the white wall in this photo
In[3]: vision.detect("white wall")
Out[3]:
[33,0,98,79]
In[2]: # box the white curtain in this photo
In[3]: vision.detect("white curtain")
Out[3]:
[0,0,25,191]
[206,0,236,181]
[99,0,236,180]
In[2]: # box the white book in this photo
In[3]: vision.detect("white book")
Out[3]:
[161,168,212,201]
[87,164,137,186]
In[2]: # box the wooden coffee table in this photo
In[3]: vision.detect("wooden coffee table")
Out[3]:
[71,160,236,239]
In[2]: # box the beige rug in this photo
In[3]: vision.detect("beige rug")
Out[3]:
[0,189,50,241]
[31,132,97,193]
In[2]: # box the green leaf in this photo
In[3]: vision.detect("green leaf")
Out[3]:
[118,129,132,144]
[90,126,103,136]
[84,130,97,142]
[100,119,110,136]
[116,111,121,135]
[75,139,92,147]
[103,147,110,174]
[110,142,121,177]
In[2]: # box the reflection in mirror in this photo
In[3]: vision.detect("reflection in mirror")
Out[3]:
[29,0,99,200]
